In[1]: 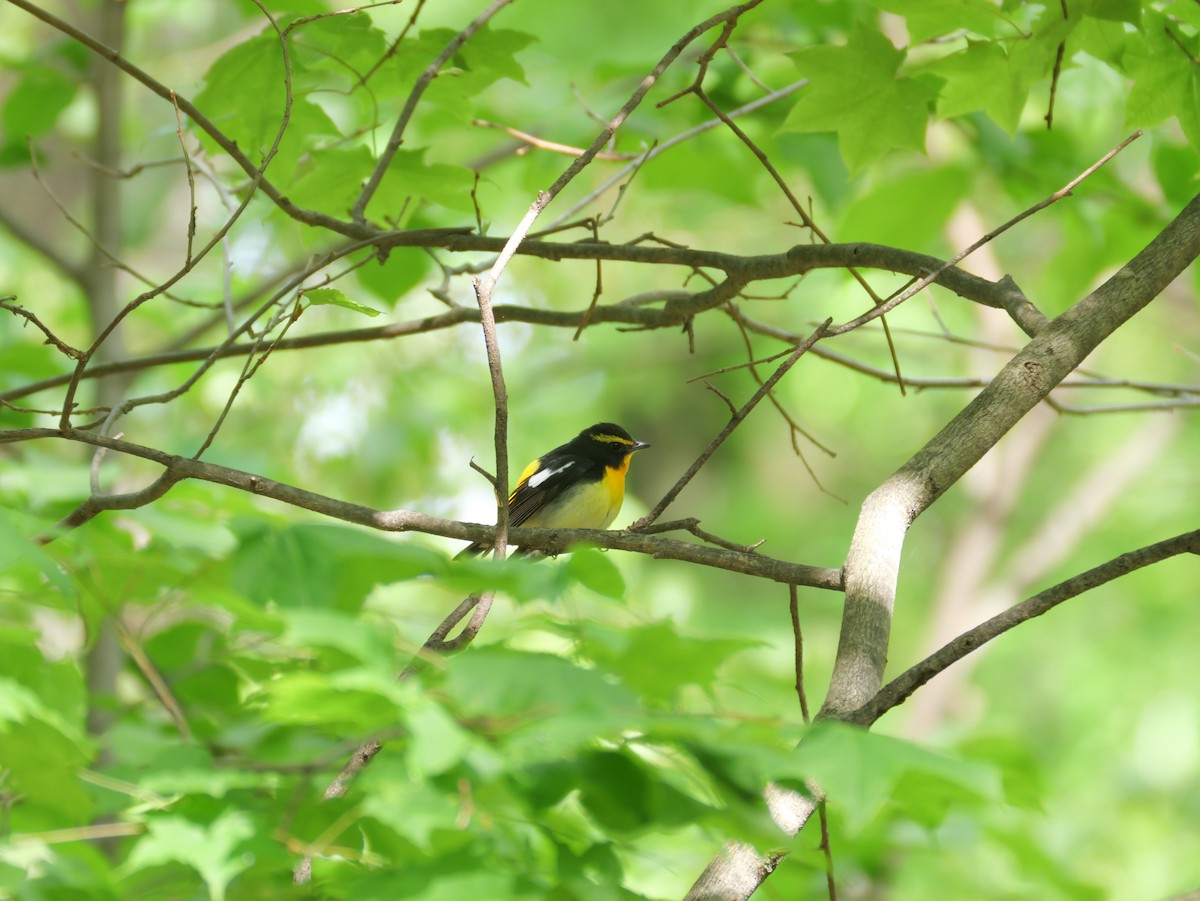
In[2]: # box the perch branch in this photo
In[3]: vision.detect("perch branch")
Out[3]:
[2,428,843,592]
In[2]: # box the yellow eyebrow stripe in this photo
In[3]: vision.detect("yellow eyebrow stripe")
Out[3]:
[592,434,635,445]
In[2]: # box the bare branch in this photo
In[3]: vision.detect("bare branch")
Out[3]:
[36,469,181,545]
[169,92,197,264]
[790,584,810,723]
[638,517,766,553]
[4,427,843,591]
[829,132,1143,337]
[352,0,516,222]
[472,119,640,160]
[683,843,785,901]
[549,80,808,227]
[6,0,370,237]
[822,189,1200,718]
[0,237,1033,405]
[119,625,193,742]
[0,297,85,360]
[631,319,831,529]
[852,529,1200,725]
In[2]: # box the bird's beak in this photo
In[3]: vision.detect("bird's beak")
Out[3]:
[633,440,651,452]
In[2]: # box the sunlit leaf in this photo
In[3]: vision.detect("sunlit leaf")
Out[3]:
[783,23,934,170]
[303,287,382,318]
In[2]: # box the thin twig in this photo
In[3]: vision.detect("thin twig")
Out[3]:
[26,137,155,291]
[724,300,837,460]
[169,91,197,264]
[790,584,809,722]
[320,741,384,801]
[1044,40,1065,129]
[638,517,766,553]
[36,469,181,545]
[573,219,604,339]
[352,0,515,222]
[1165,23,1200,65]
[631,319,831,530]
[818,803,838,900]
[0,298,84,360]
[357,0,427,88]
[119,625,193,742]
[829,131,1144,337]
[472,119,639,160]
[663,53,909,393]
[1,236,1033,406]
[704,381,738,416]
[191,296,305,460]
[851,529,1200,725]
[549,80,807,227]
[54,3,299,432]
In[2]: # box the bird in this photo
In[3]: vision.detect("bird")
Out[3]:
[460,422,650,557]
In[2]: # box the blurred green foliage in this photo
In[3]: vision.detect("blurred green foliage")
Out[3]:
[1,1,1198,898]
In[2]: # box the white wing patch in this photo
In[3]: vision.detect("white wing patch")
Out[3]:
[527,460,574,488]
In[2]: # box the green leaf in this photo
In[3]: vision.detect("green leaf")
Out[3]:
[372,148,478,216]
[1125,13,1200,151]
[356,245,431,306]
[1151,137,1200,208]
[460,27,536,85]
[444,648,638,762]
[138,768,275,800]
[924,40,1030,133]
[303,287,381,318]
[261,669,410,730]
[195,34,287,157]
[570,620,758,706]
[288,10,390,79]
[443,553,564,603]
[1088,0,1141,25]
[279,608,396,666]
[790,722,1002,832]
[286,146,375,219]
[783,24,933,170]
[0,508,73,601]
[577,748,714,834]
[194,33,342,185]
[2,62,76,142]
[840,164,971,250]
[578,750,653,831]
[1070,13,1129,67]
[0,674,53,726]
[229,522,444,610]
[121,811,254,901]
[0,683,93,821]
[867,0,1005,42]
[404,696,472,780]
[360,780,460,851]
[563,546,625,599]
[388,27,535,124]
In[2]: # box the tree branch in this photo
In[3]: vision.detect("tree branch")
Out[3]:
[351,0,516,222]
[821,190,1200,718]
[6,0,367,241]
[3,428,843,592]
[632,319,831,528]
[827,132,1142,337]
[0,239,1027,404]
[851,529,1200,726]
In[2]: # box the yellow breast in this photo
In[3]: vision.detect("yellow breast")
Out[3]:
[522,462,628,531]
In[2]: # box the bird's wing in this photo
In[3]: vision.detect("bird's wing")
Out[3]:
[507,453,590,527]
